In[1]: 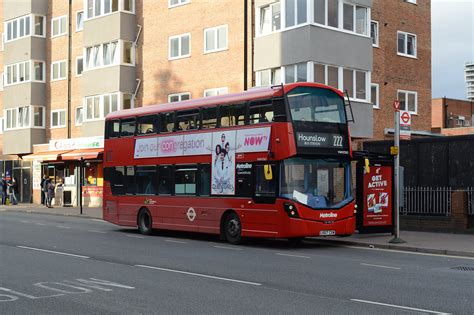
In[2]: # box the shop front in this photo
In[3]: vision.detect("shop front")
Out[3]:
[23,136,104,207]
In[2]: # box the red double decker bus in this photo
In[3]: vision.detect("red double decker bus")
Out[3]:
[103,82,355,244]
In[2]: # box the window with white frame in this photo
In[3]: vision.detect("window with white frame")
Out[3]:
[51,109,66,128]
[204,87,228,97]
[343,3,368,35]
[4,61,44,86]
[76,11,84,31]
[371,21,379,47]
[397,90,417,113]
[256,67,282,86]
[84,92,133,121]
[5,15,30,42]
[169,0,190,8]
[204,25,228,53]
[85,0,135,19]
[285,0,307,28]
[169,33,190,59]
[33,106,44,127]
[17,106,30,128]
[285,63,307,83]
[258,1,281,35]
[85,40,134,70]
[168,92,190,102]
[397,31,417,57]
[51,16,67,37]
[371,83,379,108]
[75,107,83,125]
[6,108,17,129]
[51,60,67,81]
[34,16,46,36]
[343,68,366,100]
[76,56,84,76]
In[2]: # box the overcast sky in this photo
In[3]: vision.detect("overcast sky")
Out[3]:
[432,0,474,99]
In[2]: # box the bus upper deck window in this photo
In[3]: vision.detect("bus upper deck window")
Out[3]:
[220,104,246,127]
[137,115,158,135]
[249,101,274,124]
[202,108,217,129]
[106,120,120,138]
[160,113,175,132]
[120,118,136,137]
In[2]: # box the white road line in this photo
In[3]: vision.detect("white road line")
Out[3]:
[87,230,107,234]
[350,299,451,315]
[126,235,144,239]
[360,263,401,270]
[213,245,242,251]
[165,239,187,244]
[16,246,90,259]
[341,245,474,260]
[135,264,262,286]
[275,253,311,259]
[56,225,71,229]
[35,223,46,226]
[20,220,31,223]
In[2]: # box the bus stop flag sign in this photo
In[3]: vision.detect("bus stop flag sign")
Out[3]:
[399,111,411,140]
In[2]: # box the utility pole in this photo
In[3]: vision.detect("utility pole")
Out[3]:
[390,100,405,244]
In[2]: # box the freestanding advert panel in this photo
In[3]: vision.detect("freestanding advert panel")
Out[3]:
[356,160,394,233]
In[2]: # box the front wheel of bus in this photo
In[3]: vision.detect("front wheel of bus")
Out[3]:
[224,213,243,245]
[138,208,153,235]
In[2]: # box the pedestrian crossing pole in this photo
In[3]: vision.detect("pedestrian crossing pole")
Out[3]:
[390,100,406,244]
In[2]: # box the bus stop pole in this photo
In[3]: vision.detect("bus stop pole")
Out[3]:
[390,104,405,243]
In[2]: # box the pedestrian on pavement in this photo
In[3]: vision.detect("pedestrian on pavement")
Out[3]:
[1,174,7,205]
[8,178,18,205]
[40,175,47,205]
[47,180,55,208]
[42,175,49,207]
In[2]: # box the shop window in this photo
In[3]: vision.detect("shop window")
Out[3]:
[136,166,158,195]
[137,115,157,135]
[84,162,102,186]
[175,165,197,195]
[158,165,174,195]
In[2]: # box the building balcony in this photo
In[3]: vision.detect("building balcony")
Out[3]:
[83,11,136,47]
[3,128,46,155]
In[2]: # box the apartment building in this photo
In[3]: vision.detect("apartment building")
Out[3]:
[0,0,431,204]
[466,62,474,101]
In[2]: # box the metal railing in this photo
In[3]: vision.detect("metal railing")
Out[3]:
[402,187,452,216]
[468,187,474,215]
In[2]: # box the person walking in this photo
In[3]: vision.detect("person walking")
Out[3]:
[8,178,18,205]
[42,175,50,207]
[47,180,55,208]
[1,175,7,205]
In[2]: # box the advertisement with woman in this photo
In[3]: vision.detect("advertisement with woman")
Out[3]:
[211,131,236,195]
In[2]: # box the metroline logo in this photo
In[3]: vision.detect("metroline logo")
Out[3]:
[320,213,337,219]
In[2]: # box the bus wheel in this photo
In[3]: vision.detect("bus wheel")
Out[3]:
[138,208,153,235]
[224,212,242,245]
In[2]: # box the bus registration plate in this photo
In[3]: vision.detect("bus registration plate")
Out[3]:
[319,230,336,236]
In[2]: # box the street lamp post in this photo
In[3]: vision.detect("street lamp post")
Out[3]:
[79,157,83,215]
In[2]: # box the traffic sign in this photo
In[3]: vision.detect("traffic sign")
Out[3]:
[400,111,411,126]
[393,100,400,111]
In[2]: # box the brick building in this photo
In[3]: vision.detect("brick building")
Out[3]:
[0,0,432,204]
[432,97,474,135]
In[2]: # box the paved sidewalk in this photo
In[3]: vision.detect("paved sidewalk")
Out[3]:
[2,203,473,258]
[314,231,474,258]
[0,203,102,219]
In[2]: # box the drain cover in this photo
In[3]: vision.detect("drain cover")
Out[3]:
[450,266,474,271]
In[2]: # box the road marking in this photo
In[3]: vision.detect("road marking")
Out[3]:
[35,223,46,226]
[341,245,474,260]
[126,235,144,239]
[276,253,311,259]
[87,230,107,234]
[165,239,187,244]
[20,220,31,223]
[136,264,262,286]
[213,245,242,251]
[350,299,451,315]
[56,225,71,229]
[16,246,90,259]
[360,263,401,270]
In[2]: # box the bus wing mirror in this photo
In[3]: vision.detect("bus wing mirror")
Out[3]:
[264,165,273,181]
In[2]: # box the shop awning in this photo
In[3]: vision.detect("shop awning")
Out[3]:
[22,150,72,161]
[61,148,103,161]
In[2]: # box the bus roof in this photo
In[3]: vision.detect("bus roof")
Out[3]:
[106,82,343,120]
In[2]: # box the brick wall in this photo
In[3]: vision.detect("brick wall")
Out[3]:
[371,0,432,140]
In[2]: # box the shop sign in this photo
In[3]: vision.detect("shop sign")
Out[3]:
[362,166,393,227]
[32,160,42,190]
[49,136,104,151]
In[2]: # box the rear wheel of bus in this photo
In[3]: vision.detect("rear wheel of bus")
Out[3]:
[138,208,153,235]
[223,212,243,245]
